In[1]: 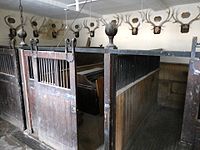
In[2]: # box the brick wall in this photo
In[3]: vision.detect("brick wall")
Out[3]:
[158,63,188,109]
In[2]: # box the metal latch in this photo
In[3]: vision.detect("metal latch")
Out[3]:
[71,105,76,114]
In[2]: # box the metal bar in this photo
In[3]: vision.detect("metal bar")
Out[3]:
[59,60,63,87]
[45,58,48,83]
[191,37,197,59]
[54,60,59,86]
[104,53,117,150]
[48,59,51,84]
[38,58,41,82]
[41,58,44,82]
[62,60,66,88]
[42,58,46,82]
[65,62,68,88]
[50,59,53,84]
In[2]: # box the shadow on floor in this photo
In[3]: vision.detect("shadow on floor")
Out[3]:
[128,106,184,150]
[78,112,104,150]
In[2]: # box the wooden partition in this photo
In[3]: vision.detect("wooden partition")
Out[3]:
[104,53,160,150]
[0,46,25,130]
[116,71,159,150]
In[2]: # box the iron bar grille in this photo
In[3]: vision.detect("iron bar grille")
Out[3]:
[28,57,70,89]
[0,54,15,75]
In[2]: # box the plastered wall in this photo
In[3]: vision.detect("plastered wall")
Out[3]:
[0,9,65,46]
[69,3,200,51]
[0,3,200,55]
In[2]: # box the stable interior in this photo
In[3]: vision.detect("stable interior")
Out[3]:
[113,54,187,150]
[75,52,104,150]
[0,0,200,150]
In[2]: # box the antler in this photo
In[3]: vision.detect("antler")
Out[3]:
[57,23,65,34]
[124,14,134,30]
[172,9,184,25]
[189,6,200,25]
[38,17,47,33]
[68,25,75,32]
[30,16,36,28]
[99,17,107,26]
[113,14,123,27]
[159,9,172,27]
[4,15,13,28]
[93,19,100,31]
[145,10,156,27]
[83,20,90,32]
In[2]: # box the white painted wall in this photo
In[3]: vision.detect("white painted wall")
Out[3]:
[71,2,200,52]
[0,2,200,64]
[0,9,66,46]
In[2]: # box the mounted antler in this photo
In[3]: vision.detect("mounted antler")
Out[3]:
[83,19,99,37]
[51,21,66,38]
[159,9,172,27]
[113,14,123,27]
[4,15,26,46]
[69,24,82,38]
[30,16,46,37]
[145,9,172,34]
[124,14,141,35]
[173,7,200,33]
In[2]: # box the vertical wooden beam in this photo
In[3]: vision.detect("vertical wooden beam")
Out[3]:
[180,37,200,149]
[13,47,27,130]
[180,59,200,149]
[104,52,117,150]
[18,49,33,133]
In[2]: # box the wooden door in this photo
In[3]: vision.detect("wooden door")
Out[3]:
[19,46,77,150]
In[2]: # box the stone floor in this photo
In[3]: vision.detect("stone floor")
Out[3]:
[78,112,104,150]
[0,118,32,150]
[0,106,189,150]
[128,106,185,150]
[0,113,104,150]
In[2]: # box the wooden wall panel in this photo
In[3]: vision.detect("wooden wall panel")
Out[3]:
[115,71,159,150]
[158,63,188,109]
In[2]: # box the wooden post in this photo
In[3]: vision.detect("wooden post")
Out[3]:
[104,52,118,150]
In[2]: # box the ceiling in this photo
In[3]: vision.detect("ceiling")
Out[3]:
[0,0,199,19]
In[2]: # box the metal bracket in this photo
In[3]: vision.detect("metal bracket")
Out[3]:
[30,38,39,58]
[65,38,77,62]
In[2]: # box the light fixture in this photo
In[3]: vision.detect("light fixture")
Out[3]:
[17,0,27,46]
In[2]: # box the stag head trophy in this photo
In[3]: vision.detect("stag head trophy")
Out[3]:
[83,19,99,37]
[4,15,26,43]
[124,13,144,35]
[50,22,66,38]
[100,15,123,49]
[172,7,200,33]
[30,16,47,37]
[144,9,172,34]
[69,24,82,38]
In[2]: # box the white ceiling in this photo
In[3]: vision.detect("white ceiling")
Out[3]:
[0,0,199,19]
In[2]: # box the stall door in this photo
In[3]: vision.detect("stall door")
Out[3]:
[19,49,77,150]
